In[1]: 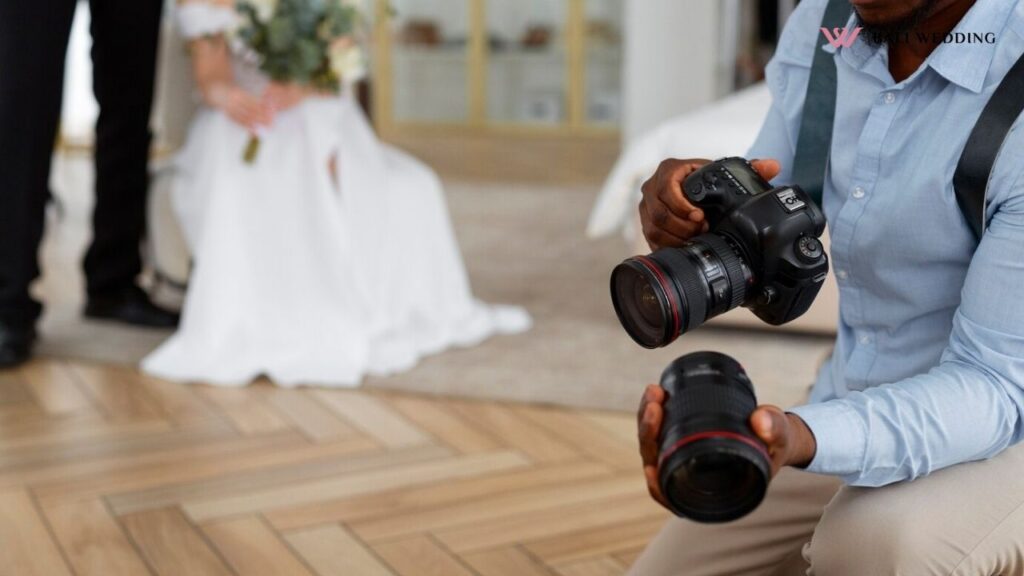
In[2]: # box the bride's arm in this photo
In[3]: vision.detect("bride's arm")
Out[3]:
[179,0,271,130]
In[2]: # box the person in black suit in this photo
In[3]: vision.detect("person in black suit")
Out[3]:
[0,0,178,368]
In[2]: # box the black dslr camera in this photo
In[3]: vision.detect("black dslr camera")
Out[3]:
[610,157,829,348]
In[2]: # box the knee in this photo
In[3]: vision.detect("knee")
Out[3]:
[806,487,938,575]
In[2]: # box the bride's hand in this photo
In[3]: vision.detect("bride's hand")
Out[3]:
[263,83,314,113]
[206,83,273,132]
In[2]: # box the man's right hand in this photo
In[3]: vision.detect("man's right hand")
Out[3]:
[639,158,782,251]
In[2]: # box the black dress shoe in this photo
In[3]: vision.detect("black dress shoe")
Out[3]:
[84,286,180,328]
[0,322,35,369]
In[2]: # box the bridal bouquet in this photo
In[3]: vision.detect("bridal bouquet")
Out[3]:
[235,0,367,162]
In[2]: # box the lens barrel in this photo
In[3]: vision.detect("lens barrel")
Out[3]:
[657,352,770,523]
[610,234,751,348]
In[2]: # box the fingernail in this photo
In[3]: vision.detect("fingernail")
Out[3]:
[689,211,703,222]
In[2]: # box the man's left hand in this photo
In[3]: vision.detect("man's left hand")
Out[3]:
[749,406,818,477]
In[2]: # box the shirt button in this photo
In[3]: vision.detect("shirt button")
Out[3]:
[836,269,849,280]
[852,186,866,199]
[883,92,896,104]
[859,335,872,345]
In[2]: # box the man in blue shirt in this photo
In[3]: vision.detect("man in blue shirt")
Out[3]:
[630,0,1024,573]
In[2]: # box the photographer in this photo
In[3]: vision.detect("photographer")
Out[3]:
[629,0,1024,574]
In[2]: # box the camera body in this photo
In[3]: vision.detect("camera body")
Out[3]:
[610,157,829,348]
[683,157,829,326]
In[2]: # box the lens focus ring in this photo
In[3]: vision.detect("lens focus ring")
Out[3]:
[699,234,749,310]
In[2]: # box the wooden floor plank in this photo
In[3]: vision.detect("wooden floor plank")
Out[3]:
[263,388,356,442]
[514,405,639,471]
[0,414,170,451]
[106,435,379,516]
[373,535,476,576]
[0,490,73,576]
[137,374,222,425]
[462,546,555,576]
[448,400,579,463]
[284,524,396,576]
[42,499,152,576]
[388,394,501,453]
[67,362,164,421]
[202,516,313,576]
[554,556,627,576]
[435,495,665,554]
[266,461,611,531]
[120,507,233,576]
[524,516,667,564]
[351,475,643,542]
[311,390,431,448]
[184,450,527,521]
[582,413,637,446]
[197,385,292,435]
[19,360,95,416]
[31,431,309,504]
[0,419,235,486]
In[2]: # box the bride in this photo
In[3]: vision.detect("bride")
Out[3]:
[142,0,531,387]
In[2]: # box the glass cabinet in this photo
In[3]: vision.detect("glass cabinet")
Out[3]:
[373,0,623,135]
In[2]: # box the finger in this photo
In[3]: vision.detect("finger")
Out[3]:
[657,159,708,219]
[645,465,669,508]
[637,384,659,424]
[640,202,690,248]
[638,403,663,467]
[750,406,788,452]
[650,197,706,238]
[750,158,781,182]
[658,178,702,221]
[640,201,687,249]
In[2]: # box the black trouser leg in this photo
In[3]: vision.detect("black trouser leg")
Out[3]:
[0,0,78,326]
[83,0,163,299]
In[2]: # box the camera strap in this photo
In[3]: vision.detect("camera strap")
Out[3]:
[794,0,1024,242]
[791,0,851,208]
[953,52,1024,240]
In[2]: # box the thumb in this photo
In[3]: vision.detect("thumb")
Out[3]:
[750,158,781,183]
[750,406,785,446]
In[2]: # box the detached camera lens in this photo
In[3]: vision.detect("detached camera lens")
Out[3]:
[657,352,770,523]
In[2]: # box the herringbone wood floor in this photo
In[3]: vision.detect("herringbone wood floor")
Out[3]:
[0,358,667,576]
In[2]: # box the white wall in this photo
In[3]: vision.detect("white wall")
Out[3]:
[622,0,723,143]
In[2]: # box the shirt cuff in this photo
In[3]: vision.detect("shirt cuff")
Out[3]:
[788,400,867,478]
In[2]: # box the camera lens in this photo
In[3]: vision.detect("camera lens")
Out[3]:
[609,259,674,348]
[657,352,770,523]
[610,235,751,348]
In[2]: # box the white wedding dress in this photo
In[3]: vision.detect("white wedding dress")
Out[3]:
[142,3,531,387]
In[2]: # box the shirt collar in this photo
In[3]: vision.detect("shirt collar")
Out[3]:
[821,0,1015,93]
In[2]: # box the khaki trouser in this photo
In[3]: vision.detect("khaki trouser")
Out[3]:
[627,443,1024,575]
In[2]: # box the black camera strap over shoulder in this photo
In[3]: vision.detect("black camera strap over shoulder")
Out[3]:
[793,0,1024,242]
[954,52,1024,239]
[791,0,851,208]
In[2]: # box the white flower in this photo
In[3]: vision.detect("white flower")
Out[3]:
[329,39,367,82]
[244,0,278,23]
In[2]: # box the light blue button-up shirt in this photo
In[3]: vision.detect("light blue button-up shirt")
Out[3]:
[747,0,1024,486]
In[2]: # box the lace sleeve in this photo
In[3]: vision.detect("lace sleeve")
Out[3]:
[177,2,239,40]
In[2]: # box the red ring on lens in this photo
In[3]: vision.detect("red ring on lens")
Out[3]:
[658,430,770,468]
[634,255,681,341]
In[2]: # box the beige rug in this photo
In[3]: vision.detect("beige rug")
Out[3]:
[38,154,833,411]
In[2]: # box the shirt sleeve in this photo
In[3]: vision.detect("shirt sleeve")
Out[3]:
[790,172,1024,486]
